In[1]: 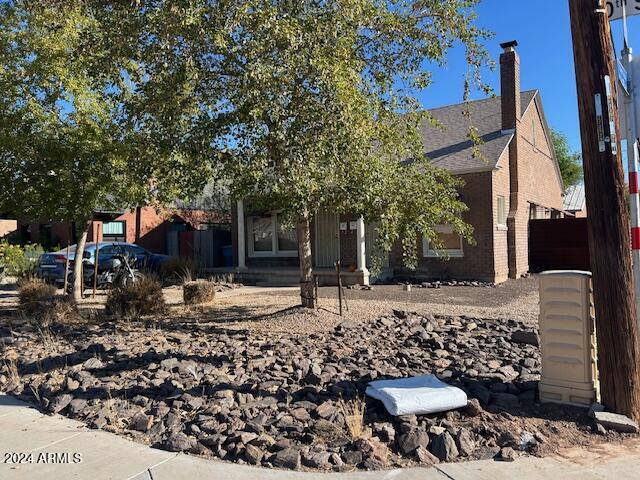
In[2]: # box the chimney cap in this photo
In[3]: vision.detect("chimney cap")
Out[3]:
[500,40,518,51]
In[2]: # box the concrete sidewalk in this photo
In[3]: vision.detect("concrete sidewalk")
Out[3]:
[0,394,638,480]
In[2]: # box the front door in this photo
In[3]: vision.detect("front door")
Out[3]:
[314,211,340,267]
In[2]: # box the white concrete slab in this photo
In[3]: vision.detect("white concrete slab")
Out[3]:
[0,407,85,452]
[2,393,640,480]
[6,430,175,480]
[148,454,449,480]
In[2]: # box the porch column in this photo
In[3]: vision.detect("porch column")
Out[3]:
[355,216,369,285]
[237,200,246,270]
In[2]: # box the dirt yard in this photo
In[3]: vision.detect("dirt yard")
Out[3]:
[2,276,540,335]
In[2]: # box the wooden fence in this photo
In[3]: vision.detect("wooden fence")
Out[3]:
[529,218,590,272]
[165,227,231,269]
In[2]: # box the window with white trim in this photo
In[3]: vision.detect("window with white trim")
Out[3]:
[102,221,126,242]
[248,213,298,257]
[423,225,464,258]
[497,195,507,227]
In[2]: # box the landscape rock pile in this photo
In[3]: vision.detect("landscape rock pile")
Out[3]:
[0,311,619,471]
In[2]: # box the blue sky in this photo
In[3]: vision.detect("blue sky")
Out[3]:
[419,0,640,153]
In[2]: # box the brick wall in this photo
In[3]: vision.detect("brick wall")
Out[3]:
[492,151,510,283]
[519,98,564,211]
[20,207,227,254]
[504,94,564,278]
[390,172,497,282]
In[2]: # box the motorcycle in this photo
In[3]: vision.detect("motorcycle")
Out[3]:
[67,248,143,293]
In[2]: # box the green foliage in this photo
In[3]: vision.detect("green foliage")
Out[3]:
[0,241,44,277]
[0,0,493,273]
[551,129,583,189]
[98,0,491,267]
[0,1,204,229]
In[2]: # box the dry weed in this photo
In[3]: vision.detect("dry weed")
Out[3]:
[2,357,19,387]
[338,395,367,441]
[36,324,59,353]
[183,280,216,305]
[105,275,166,318]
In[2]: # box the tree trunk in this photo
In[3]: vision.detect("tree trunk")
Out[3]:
[569,0,640,419]
[72,221,91,303]
[297,214,316,308]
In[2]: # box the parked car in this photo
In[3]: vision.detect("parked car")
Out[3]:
[36,242,170,286]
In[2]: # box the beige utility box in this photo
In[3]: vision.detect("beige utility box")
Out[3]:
[538,270,599,407]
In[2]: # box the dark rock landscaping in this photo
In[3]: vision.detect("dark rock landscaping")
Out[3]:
[0,310,625,471]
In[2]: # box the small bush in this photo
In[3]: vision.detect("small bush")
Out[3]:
[46,297,79,325]
[158,256,197,285]
[18,278,78,327]
[19,278,56,317]
[183,280,217,305]
[105,275,166,318]
[1,242,44,278]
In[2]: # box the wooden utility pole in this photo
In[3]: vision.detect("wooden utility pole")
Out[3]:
[569,0,640,419]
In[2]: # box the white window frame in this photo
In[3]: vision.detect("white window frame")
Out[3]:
[423,225,464,258]
[247,213,298,258]
[497,195,507,227]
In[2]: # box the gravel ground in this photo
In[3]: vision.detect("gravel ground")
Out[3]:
[1,309,619,472]
[0,276,540,335]
[1,275,629,472]
[249,276,541,332]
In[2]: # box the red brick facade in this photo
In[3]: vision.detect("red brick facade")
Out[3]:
[19,207,227,254]
[389,44,564,284]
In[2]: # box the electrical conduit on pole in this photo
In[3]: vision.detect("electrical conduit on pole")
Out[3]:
[622,44,640,322]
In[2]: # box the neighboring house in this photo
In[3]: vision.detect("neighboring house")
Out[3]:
[563,184,587,218]
[18,205,229,256]
[0,217,17,238]
[232,40,566,285]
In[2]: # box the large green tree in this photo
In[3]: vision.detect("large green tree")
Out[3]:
[0,1,212,301]
[0,2,128,301]
[1,1,493,308]
[551,128,583,189]
[100,0,492,307]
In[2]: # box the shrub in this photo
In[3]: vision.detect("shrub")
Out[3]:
[159,257,197,285]
[183,280,217,305]
[105,275,166,318]
[0,242,44,278]
[18,278,78,327]
[19,278,56,317]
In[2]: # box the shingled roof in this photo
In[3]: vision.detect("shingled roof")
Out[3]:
[420,90,538,174]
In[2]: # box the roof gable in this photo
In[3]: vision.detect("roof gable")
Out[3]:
[421,90,537,174]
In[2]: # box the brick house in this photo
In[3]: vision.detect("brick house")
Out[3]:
[231,41,565,285]
[18,205,229,255]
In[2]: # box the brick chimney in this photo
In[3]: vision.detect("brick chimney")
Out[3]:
[500,40,521,133]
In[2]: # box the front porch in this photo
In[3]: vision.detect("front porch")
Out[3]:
[232,201,383,286]
[203,266,370,287]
